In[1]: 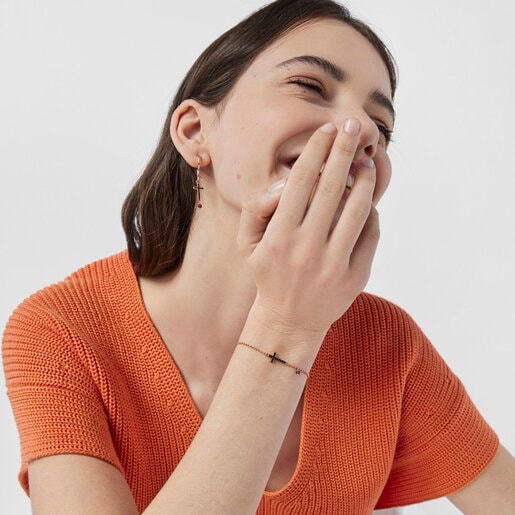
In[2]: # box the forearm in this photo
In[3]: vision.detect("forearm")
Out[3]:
[145,119,378,513]
[144,307,324,514]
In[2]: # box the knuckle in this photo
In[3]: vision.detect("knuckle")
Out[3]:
[318,264,342,288]
[290,246,317,272]
[347,270,370,296]
[354,274,370,294]
[319,177,345,197]
[346,203,370,225]
[333,137,357,157]
[290,162,313,186]
[262,233,288,256]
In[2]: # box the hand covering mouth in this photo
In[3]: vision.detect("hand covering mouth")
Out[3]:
[282,154,373,181]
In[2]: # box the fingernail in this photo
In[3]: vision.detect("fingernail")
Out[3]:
[362,158,375,168]
[344,118,360,134]
[320,122,337,134]
[268,178,287,194]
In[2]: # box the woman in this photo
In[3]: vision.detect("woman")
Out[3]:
[3,0,514,513]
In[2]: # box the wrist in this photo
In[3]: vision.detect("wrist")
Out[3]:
[240,300,327,369]
[236,342,310,378]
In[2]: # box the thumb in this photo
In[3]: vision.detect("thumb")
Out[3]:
[237,179,286,257]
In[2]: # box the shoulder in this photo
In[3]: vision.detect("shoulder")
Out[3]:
[5,251,134,327]
[339,291,427,347]
[321,292,432,378]
[316,293,422,373]
[2,251,138,360]
[349,292,418,326]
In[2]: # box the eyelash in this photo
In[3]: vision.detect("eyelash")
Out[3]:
[290,78,394,144]
[289,78,326,98]
[376,124,394,145]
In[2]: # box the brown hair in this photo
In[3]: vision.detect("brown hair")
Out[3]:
[122,0,397,277]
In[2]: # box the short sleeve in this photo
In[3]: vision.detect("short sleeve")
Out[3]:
[2,294,123,495]
[376,316,499,509]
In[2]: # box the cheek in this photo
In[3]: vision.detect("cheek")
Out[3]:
[373,149,392,205]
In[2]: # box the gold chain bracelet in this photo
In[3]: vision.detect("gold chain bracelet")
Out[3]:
[237,342,309,378]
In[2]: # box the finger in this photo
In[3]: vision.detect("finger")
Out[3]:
[328,161,376,255]
[371,147,392,206]
[273,122,337,228]
[302,119,361,238]
[237,180,285,257]
[347,206,380,289]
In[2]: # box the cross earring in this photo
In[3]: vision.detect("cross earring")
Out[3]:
[193,156,204,208]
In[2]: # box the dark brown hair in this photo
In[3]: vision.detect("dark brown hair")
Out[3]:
[122,0,397,277]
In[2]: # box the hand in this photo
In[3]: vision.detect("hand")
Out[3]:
[238,119,380,339]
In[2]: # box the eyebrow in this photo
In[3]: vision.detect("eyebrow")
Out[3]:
[275,55,396,123]
[276,55,345,82]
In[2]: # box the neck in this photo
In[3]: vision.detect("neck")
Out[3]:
[178,211,258,338]
[139,207,257,384]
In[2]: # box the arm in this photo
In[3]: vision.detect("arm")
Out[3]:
[448,445,515,514]
[28,120,380,513]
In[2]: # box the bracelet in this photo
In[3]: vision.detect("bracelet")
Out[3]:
[237,342,309,378]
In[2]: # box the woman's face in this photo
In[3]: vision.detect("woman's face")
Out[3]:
[203,19,394,211]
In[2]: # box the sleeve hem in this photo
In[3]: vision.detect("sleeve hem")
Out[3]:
[375,434,499,509]
[18,450,126,497]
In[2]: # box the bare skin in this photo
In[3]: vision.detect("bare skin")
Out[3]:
[27,19,515,515]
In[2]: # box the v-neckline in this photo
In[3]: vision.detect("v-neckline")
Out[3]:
[125,252,312,497]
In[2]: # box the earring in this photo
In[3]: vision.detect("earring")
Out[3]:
[193,156,203,208]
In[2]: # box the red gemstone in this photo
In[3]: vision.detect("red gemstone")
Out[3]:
[197,203,202,208]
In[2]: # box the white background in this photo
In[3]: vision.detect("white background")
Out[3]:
[1,1,514,513]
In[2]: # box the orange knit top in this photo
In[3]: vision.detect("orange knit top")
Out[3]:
[2,252,498,513]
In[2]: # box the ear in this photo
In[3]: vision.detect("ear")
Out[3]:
[170,99,212,168]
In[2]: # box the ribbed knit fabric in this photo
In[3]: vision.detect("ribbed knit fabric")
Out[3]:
[2,251,498,514]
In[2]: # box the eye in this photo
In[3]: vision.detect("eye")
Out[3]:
[289,78,326,99]
[376,123,394,146]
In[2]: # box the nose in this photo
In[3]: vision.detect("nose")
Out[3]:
[335,110,380,159]
[359,118,379,158]
[354,114,380,160]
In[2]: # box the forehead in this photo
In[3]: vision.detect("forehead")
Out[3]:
[246,19,392,99]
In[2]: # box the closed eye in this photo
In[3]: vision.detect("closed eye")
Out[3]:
[376,123,394,146]
[289,78,326,99]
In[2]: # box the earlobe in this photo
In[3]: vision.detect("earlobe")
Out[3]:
[170,99,211,168]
